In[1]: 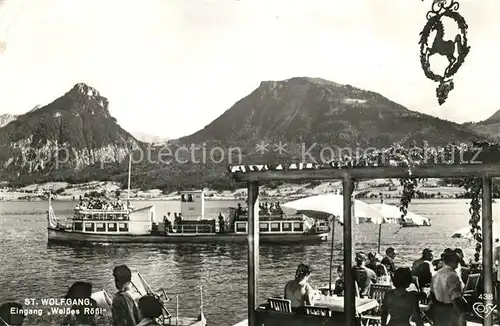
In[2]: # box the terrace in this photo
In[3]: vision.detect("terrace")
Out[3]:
[228,143,500,326]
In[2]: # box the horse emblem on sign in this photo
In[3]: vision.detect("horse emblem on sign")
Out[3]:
[419,0,470,105]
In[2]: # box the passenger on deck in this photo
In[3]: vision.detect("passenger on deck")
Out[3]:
[0,302,25,325]
[62,282,98,326]
[136,296,163,326]
[165,219,172,233]
[111,265,140,326]
[353,252,377,298]
[381,268,423,326]
[412,248,434,288]
[218,212,225,233]
[284,264,315,312]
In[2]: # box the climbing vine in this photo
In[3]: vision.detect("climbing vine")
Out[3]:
[461,178,482,263]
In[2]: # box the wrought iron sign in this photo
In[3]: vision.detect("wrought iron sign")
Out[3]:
[419,0,470,105]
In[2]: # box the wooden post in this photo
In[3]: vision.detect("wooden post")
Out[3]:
[482,177,494,326]
[377,224,382,253]
[343,176,356,326]
[247,182,260,326]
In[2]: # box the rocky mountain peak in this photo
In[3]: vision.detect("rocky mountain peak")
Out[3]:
[0,84,137,178]
[0,113,17,128]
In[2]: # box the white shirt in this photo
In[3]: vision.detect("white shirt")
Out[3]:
[430,265,463,304]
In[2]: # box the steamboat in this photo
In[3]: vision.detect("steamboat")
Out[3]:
[47,190,329,244]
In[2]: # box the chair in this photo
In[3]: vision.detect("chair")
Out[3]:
[463,273,481,298]
[131,271,172,321]
[409,278,432,324]
[304,305,332,317]
[268,297,292,313]
[360,285,392,326]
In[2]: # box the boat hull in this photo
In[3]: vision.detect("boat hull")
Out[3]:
[47,228,329,244]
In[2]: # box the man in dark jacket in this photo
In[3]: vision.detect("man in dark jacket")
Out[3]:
[112,265,141,326]
[381,247,397,277]
[412,248,434,287]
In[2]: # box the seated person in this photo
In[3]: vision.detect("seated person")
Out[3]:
[334,265,360,297]
[432,248,453,272]
[381,268,423,326]
[375,264,391,285]
[284,264,315,312]
[136,296,163,326]
[412,248,434,288]
[0,302,25,325]
[353,252,377,298]
[333,265,345,296]
[62,281,98,326]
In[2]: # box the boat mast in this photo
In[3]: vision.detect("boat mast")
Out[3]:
[127,141,132,208]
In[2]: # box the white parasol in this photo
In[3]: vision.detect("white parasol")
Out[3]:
[282,194,384,224]
[371,203,431,226]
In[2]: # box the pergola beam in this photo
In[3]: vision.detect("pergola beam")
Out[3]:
[231,163,500,182]
[482,177,494,326]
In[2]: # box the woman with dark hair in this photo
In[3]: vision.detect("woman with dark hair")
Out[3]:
[381,268,423,326]
[284,264,315,311]
[136,296,163,326]
[62,282,98,326]
[0,302,25,325]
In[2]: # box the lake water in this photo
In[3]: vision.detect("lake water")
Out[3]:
[0,198,497,325]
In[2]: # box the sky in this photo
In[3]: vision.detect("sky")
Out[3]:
[0,0,500,139]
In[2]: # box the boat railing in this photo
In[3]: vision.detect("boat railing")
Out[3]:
[174,224,215,234]
[75,208,128,213]
[73,211,130,221]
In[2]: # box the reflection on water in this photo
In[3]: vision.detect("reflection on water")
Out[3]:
[0,199,492,325]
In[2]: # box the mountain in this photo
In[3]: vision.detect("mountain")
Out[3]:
[0,83,139,183]
[464,109,500,141]
[0,113,17,128]
[179,77,488,155]
[132,131,169,145]
[0,77,493,191]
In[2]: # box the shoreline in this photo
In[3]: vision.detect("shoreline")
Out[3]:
[0,179,469,202]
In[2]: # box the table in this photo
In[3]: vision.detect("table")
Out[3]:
[314,295,379,314]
